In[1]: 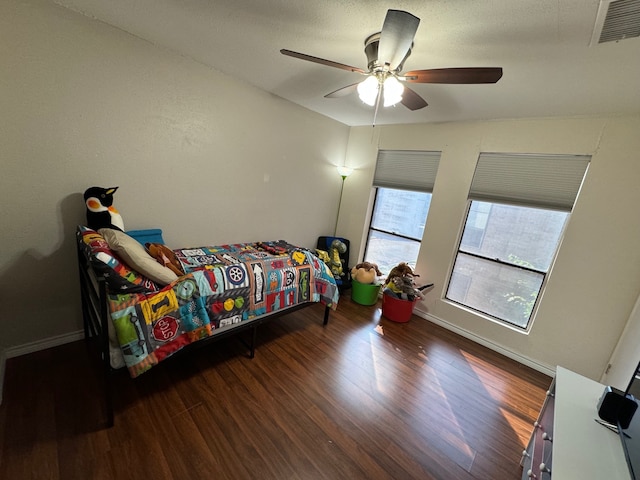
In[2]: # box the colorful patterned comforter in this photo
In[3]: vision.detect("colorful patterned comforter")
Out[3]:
[108,241,339,378]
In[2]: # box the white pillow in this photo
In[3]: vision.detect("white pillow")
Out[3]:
[99,228,178,286]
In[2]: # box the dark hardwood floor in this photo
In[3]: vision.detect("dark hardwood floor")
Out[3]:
[0,296,551,479]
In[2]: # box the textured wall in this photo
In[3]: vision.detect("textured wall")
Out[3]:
[342,115,640,381]
[0,0,350,354]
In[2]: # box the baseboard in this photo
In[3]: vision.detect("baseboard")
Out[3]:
[413,307,556,378]
[0,330,84,406]
[5,330,85,360]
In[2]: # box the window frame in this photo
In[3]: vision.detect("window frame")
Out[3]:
[367,188,426,244]
[445,199,570,330]
[363,186,432,274]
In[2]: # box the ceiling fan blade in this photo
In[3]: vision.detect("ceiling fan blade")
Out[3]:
[401,85,428,111]
[404,67,503,84]
[377,10,420,71]
[280,49,366,74]
[325,83,360,98]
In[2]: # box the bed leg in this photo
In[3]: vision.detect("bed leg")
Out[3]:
[323,305,330,326]
[104,362,114,428]
[249,326,257,359]
[81,302,90,340]
[77,269,91,340]
[98,280,114,428]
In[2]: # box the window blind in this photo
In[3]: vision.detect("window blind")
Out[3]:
[469,153,591,211]
[373,150,441,193]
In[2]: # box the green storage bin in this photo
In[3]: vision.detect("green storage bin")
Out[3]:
[351,279,381,305]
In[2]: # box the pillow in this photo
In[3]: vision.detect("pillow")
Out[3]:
[78,226,158,293]
[99,228,179,286]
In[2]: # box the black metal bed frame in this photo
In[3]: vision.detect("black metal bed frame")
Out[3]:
[76,231,331,428]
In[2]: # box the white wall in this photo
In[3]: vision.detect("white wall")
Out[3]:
[601,291,640,390]
[0,0,350,357]
[340,116,640,380]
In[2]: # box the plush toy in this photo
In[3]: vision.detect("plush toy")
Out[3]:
[315,249,331,264]
[383,262,419,287]
[84,186,124,231]
[327,239,347,279]
[384,275,425,301]
[351,261,382,284]
[382,261,435,301]
[146,243,185,277]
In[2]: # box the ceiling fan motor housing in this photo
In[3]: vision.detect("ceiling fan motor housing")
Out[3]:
[364,32,412,74]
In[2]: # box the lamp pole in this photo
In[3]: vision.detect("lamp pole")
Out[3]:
[334,166,353,237]
[334,175,347,236]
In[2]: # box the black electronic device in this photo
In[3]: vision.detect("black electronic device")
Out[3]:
[598,385,638,429]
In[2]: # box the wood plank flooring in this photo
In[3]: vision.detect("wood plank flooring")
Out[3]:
[0,296,551,479]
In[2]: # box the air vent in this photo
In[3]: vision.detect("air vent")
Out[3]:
[591,0,640,45]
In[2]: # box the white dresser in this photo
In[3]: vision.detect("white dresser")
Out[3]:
[522,366,631,479]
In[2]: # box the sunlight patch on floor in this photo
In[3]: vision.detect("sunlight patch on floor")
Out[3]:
[460,350,509,402]
[368,330,477,469]
[459,351,534,449]
[499,406,532,447]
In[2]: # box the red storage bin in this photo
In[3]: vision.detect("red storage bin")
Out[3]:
[382,294,418,323]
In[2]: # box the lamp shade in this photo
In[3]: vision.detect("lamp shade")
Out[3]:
[357,76,379,106]
[383,76,404,107]
[337,166,354,178]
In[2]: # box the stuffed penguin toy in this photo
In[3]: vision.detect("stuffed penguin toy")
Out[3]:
[83,186,125,231]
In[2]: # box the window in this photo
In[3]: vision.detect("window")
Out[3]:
[363,150,440,274]
[364,188,432,274]
[447,202,568,328]
[446,153,590,329]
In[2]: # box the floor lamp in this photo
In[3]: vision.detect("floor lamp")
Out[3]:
[334,166,353,236]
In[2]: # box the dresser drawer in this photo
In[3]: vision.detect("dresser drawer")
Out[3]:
[522,378,555,479]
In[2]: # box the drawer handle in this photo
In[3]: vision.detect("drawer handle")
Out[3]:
[522,449,530,458]
[542,432,553,442]
[540,463,551,474]
[527,469,537,479]
[546,389,554,397]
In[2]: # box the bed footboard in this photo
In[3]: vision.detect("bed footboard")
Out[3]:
[76,231,114,427]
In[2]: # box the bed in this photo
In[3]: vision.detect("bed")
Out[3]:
[76,226,339,427]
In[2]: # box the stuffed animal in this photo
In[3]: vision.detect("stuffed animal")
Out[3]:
[315,249,331,264]
[351,261,382,284]
[327,239,347,279]
[146,243,185,277]
[383,262,419,287]
[384,275,425,301]
[84,186,124,231]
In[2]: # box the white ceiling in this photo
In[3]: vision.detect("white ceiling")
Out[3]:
[53,0,640,126]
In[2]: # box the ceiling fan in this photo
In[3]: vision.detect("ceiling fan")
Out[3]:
[281,9,503,115]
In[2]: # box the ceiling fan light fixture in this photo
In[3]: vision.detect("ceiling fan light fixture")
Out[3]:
[383,76,404,106]
[357,76,379,106]
[281,9,502,116]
